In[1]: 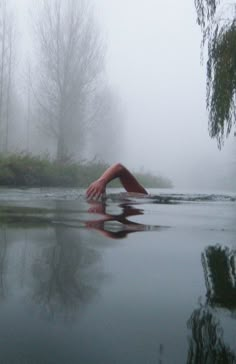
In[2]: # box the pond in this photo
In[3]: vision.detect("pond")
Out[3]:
[0,187,235,364]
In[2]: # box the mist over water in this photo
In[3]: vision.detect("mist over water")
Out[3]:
[6,0,236,191]
[0,2,235,363]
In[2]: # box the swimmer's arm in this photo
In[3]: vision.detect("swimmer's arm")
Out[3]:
[86,163,148,199]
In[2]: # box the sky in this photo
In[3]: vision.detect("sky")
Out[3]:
[15,0,235,190]
[94,0,235,190]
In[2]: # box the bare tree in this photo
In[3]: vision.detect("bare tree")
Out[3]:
[89,83,124,163]
[0,0,15,152]
[25,63,32,153]
[0,1,6,132]
[34,0,104,162]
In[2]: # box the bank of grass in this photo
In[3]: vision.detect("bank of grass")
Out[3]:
[0,153,173,188]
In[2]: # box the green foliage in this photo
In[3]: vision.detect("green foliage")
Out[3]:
[0,153,172,188]
[208,23,236,143]
[195,0,236,146]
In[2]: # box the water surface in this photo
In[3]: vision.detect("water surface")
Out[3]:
[0,187,235,364]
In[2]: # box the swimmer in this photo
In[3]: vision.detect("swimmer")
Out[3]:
[86,163,148,200]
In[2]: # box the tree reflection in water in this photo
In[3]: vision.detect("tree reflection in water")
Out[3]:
[187,305,236,363]
[0,228,8,299]
[31,201,105,320]
[30,196,163,318]
[0,201,109,321]
[202,245,236,310]
[0,198,162,321]
[187,245,236,364]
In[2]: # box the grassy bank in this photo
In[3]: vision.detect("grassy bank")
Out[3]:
[0,153,173,188]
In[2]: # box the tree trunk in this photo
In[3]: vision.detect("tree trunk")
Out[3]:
[5,22,12,152]
[0,1,6,133]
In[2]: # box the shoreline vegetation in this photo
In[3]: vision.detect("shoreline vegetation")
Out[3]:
[0,153,173,189]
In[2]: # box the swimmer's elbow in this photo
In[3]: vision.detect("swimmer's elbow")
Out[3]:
[113,162,125,173]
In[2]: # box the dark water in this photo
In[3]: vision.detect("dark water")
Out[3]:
[0,187,235,364]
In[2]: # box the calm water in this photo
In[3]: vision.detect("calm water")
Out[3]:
[0,187,235,364]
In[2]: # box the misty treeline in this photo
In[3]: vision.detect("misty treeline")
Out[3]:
[0,0,123,163]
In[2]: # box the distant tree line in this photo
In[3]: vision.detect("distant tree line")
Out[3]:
[0,0,15,153]
[0,0,123,163]
[0,153,171,188]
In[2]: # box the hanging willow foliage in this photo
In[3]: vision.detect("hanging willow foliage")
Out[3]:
[208,23,236,145]
[194,0,218,29]
[195,0,236,147]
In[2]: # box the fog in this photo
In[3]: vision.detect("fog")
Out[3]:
[94,0,235,190]
[10,0,236,190]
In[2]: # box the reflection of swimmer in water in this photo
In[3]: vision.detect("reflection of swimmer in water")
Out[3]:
[86,200,146,239]
[86,163,148,200]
